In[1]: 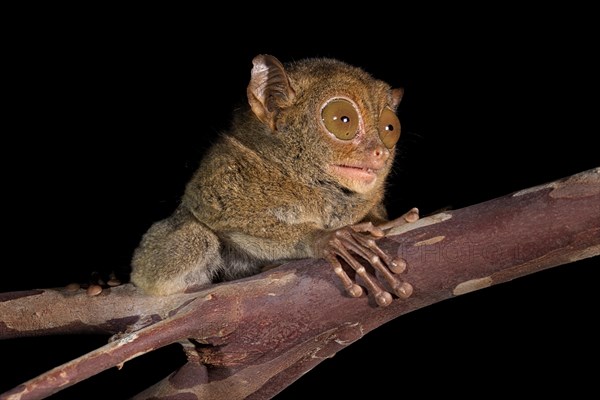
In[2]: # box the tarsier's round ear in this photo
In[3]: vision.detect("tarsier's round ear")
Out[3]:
[391,88,404,110]
[247,54,296,131]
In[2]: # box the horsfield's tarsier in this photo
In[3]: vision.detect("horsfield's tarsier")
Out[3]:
[131,54,418,306]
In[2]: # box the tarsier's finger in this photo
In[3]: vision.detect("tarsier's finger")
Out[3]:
[325,252,363,298]
[349,221,385,237]
[350,231,407,274]
[342,233,411,298]
[333,229,373,261]
[377,207,420,231]
[369,256,413,299]
[330,241,392,307]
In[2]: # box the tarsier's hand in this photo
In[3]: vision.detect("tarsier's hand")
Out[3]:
[320,208,419,307]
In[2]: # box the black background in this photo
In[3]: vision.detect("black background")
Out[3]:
[2,10,598,399]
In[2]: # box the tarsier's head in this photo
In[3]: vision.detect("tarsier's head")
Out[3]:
[247,54,402,195]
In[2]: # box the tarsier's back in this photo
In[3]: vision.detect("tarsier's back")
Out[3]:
[131,54,418,307]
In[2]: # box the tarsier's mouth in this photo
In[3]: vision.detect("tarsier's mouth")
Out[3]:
[337,164,378,173]
[329,163,380,184]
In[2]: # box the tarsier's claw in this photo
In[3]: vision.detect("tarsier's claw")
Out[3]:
[394,282,413,299]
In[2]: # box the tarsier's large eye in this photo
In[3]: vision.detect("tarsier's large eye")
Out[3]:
[379,108,401,149]
[321,99,359,140]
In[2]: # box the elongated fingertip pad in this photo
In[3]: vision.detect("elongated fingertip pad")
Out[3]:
[390,257,407,274]
[347,284,364,298]
[404,207,420,223]
[375,292,393,307]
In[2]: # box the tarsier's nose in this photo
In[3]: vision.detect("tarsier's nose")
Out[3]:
[373,146,389,159]
[368,144,390,169]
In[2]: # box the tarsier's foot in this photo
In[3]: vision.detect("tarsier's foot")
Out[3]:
[322,208,419,307]
[64,271,123,297]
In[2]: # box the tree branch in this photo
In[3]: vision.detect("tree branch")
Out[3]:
[1,168,598,400]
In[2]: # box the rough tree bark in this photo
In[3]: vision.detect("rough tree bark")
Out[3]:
[1,168,599,400]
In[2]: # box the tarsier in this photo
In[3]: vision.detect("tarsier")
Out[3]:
[131,54,418,307]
